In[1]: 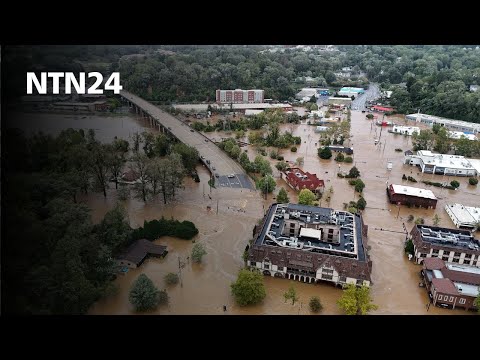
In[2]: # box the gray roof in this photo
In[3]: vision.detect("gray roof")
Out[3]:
[117,239,167,266]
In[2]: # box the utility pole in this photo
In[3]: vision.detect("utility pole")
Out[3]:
[178,256,183,288]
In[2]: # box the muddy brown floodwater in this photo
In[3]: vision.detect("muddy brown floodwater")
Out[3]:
[10,109,477,315]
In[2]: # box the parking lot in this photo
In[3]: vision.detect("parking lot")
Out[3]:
[216,173,255,190]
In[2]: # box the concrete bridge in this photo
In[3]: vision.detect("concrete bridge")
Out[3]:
[120,90,254,190]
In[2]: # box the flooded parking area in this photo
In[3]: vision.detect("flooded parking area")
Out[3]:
[8,108,477,315]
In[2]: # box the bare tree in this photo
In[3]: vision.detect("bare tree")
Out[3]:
[130,152,150,202]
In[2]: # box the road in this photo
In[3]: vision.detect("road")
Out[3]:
[351,83,381,111]
[120,90,254,190]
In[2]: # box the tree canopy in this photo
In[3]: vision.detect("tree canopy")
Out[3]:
[129,274,161,312]
[337,284,378,315]
[231,269,266,306]
[298,189,316,206]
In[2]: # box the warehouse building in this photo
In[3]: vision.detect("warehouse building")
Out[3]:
[445,203,480,230]
[386,183,438,209]
[404,150,479,176]
[405,113,480,134]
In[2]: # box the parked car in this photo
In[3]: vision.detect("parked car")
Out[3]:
[190,129,194,132]
[215,173,219,178]
[227,174,235,178]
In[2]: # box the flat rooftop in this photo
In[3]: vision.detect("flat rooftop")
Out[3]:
[445,203,480,225]
[255,203,366,261]
[417,225,480,252]
[406,113,480,132]
[390,184,437,200]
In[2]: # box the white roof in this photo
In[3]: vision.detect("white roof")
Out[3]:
[445,203,480,225]
[446,263,480,275]
[299,228,322,240]
[467,158,480,174]
[455,283,479,297]
[406,113,480,132]
[414,151,476,171]
[390,184,437,200]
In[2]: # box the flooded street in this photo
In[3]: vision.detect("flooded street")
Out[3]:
[9,108,477,315]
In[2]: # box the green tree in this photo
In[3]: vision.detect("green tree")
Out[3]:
[298,189,316,205]
[337,284,378,315]
[295,157,304,166]
[96,204,132,255]
[283,285,298,305]
[171,143,199,172]
[415,217,425,225]
[433,214,440,226]
[153,133,170,156]
[469,177,478,186]
[357,197,367,210]
[475,294,480,313]
[191,243,207,263]
[405,239,414,255]
[450,180,460,189]
[258,175,276,194]
[354,179,365,193]
[309,296,323,313]
[129,274,160,312]
[318,147,332,159]
[231,269,266,306]
[275,160,288,171]
[335,152,345,162]
[164,272,179,285]
[276,187,290,204]
[348,166,360,178]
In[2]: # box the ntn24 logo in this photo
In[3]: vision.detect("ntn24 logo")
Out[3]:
[27,72,122,94]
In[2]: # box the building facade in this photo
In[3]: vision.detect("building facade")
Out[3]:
[216,89,264,104]
[247,203,372,287]
[386,184,438,209]
[421,257,479,311]
[410,224,480,266]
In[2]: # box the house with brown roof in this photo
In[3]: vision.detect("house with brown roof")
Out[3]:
[410,224,480,266]
[421,257,479,311]
[280,167,325,195]
[117,239,168,268]
[248,203,372,287]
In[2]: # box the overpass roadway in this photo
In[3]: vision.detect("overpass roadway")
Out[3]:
[120,90,254,190]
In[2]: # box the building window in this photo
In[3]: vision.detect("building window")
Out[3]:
[459,298,466,305]
[454,252,461,257]
[449,296,454,302]
[442,256,449,261]
[432,249,439,255]
[263,264,270,269]
[438,295,443,301]
[339,276,346,283]
[452,258,459,263]
[356,279,363,285]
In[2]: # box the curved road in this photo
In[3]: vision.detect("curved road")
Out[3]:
[120,90,253,190]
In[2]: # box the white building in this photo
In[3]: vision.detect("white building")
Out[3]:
[245,109,264,116]
[406,113,480,134]
[445,204,480,230]
[405,150,479,176]
[390,125,420,136]
[315,126,329,133]
[448,131,477,141]
[308,110,325,119]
